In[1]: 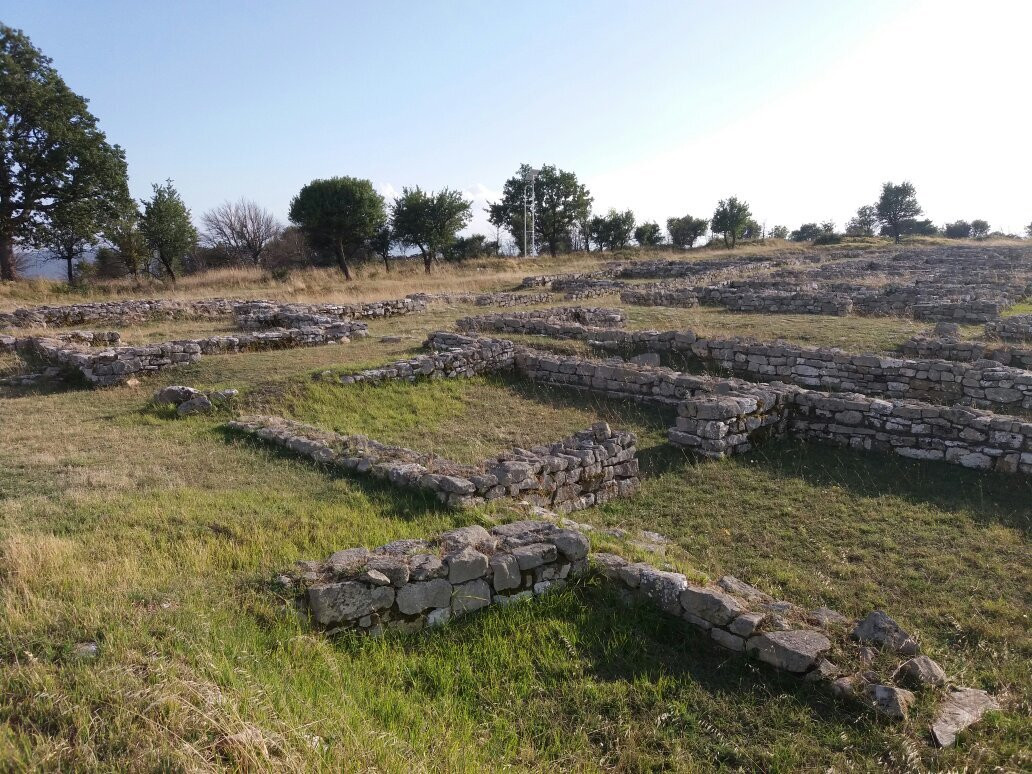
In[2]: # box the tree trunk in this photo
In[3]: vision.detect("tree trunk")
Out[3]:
[1,233,16,281]
[159,252,177,282]
[333,244,352,280]
[382,254,391,272]
[423,245,433,274]
[66,255,75,285]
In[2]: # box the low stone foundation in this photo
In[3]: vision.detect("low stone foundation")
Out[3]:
[24,321,367,386]
[0,298,238,329]
[900,335,1032,371]
[285,519,996,741]
[473,292,551,307]
[455,307,626,338]
[234,297,426,329]
[227,416,640,511]
[986,314,1032,342]
[670,385,1032,474]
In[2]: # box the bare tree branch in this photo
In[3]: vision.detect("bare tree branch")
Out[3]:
[201,198,280,265]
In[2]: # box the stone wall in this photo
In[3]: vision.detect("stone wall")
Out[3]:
[459,315,1032,412]
[669,385,1032,475]
[316,333,516,385]
[900,335,1032,371]
[986,314,1032,343]
[455,307,626,338]
[26,321,367,386]
[0,298,238,329]
[619,287,699,308]
[287,519,991,735]
[227,415,640,512]
[234,297,426,329]
[473,292,551,307]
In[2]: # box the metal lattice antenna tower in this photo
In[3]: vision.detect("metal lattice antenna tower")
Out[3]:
[523,167,540,257]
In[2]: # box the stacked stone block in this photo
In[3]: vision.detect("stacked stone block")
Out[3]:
[227,415,640,512]
[473,292,551,307]
[986,314,1032,343]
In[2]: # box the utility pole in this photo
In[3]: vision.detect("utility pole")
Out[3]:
[523,167,540,257]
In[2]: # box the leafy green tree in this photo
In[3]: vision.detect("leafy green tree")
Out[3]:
[710,197,752,249]
[881,218,937,237]
[391,187,471,273]
[1025,222,1032,239]
[103,207,150,277]
[0,24,130,281]
[944,220,972,239]
[493,164,591,256]
[368,224,394,272]
[790,223,822,242]
[444,234,491,262]
[970,219,990,239]
[288,176,385,280]
[634,221,663,247]
[139,181,198,281]
[768,225,789,239]
[591,209,634,251]
[666,215,708,249]
[875,181,922,244]
[845,205,877,237]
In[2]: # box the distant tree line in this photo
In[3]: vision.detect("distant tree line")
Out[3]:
[3,24,1030,285]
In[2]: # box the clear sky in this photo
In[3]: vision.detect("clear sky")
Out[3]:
[6,0,1031,241]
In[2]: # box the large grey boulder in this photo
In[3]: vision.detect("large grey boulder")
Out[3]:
[451,579,491,615]
[893,655,947,687]
[680,585,745,626]
[153,385,200,405]
[176,395,214,416]
[747,630,831,673]
[851,610,918,654]
[639,567,688,615]
[445,546,489,583]
[931,688,1000,747]
[489,553,522,591]
[551,528,590,560]
[396,579,453,615]
[308,581,394,625]
[865,683,915,720]
[439,525,496,554]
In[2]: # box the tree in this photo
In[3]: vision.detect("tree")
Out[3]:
[0,25,130,281]
[493,163,591,256]
[666,215,708,249]
[769,225,789,240]
[201,199,280,265]
[288,177,385,280]
[444,234,491,262]
[790,223,822,242]
[944,220,972,239]
[139,181,197,281]
[634,221,663,247]
[711,197,752,249]
[103,207,149,277]
[263,226,314,274]
[845,205,877,237]
[971,219,990,239]
[875,181,922,244]
[390,186,471,273]
[368,224,394,272]
[1025,222,1032,239]
[589,209,634,251]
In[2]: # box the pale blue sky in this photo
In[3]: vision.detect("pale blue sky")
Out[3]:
[6,0,1030,240]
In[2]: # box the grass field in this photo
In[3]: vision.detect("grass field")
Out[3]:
[1,249,1030,771]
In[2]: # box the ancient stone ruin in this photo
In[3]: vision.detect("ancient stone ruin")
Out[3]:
[228,416,640,511]
[284,518,997,744]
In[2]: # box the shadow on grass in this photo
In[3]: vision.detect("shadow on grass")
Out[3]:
[337,579,870,735]
[214,425,450,523]
[744,437,1032,534]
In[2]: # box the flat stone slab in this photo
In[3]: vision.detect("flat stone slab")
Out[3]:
[747,630,830,673]
[931,688,1000,747]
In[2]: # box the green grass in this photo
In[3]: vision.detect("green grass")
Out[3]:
[1,304,1030,770]
[1004,301,1032,317]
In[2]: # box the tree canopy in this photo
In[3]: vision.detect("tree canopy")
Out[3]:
[633,221,663,247]
[710,197,752,249]
[944,220,972,239]
[0,24,130,280]
[666,215,708,249]
[875,181,922,244]
[288,176,386,280]
[970,219,990,239]
[139,181,197,281]
[390,186,471,273]
[845,205,877,237]
[492,164,591,256]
